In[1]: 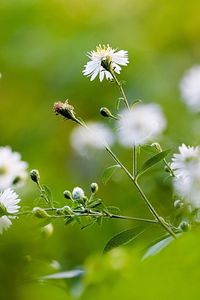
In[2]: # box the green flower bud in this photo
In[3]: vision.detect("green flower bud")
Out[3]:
[30,169,40,184]
[63,190,72,200]
[180,221,191,232]
[32,207,50,218]
[63,205,73,215]
[100,107,112,118]
[151,142,162,152]
[100,107,118,120]
[174,199,184,209]
[41,223,54,238]
[91,182,98,194]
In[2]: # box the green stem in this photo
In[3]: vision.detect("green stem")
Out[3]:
[163,158,175,177]
[109,69,130,111]
[105,146,176,238]
[133,145,137,178]
[72,108,176,237]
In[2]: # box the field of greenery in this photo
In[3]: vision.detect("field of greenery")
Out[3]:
[1,0,200,299]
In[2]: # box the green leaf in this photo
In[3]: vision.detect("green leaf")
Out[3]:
[42,185,54,207]
[138,149,171,177]
[106,206,121,214]
[64,216,75,226]
[87,199,102,208]
[40,269,84,280]
[102,164,121,185]
[103,226,147,254]
[131,99,142,107]
[142,235,174,260]
[141,144,158,155]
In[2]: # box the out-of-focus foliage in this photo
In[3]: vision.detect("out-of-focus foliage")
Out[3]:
[0,0,200,299]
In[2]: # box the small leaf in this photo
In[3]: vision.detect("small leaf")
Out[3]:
[106,206,121,214]
[131,99,142,107]
[138,149,171,177]
[142,235,174,260]
[141,144,158,155]
[102,164,121,185]
[42,185,54,207]
[87,199,102,208]
[40,269,84,280]
[103,226,147,253]
[64,217,75,226]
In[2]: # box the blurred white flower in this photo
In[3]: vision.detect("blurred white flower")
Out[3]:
[171,144,200,179]
[72,187,85,200]
[117,103,166,147]
[70,122,114,156]
[173,176,200,208]
[0,146,28,189]
[180,65,200,112]
[0,188,21,234]
[83,44,129,82]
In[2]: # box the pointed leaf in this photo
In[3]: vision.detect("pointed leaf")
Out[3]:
[42,185,54,207]
[141,144,158,155]
[102,164,121,185]
[40,269,84,280]
[103,226,147,253]
[87,199,102,208]
[142,235,174,260]
[138,149,171,177]
[106,206,121,214]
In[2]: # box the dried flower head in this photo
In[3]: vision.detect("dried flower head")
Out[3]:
[53,100,76,121]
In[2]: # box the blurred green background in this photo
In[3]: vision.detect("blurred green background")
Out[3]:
[0,0,200,299]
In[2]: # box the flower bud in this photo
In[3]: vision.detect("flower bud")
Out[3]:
[30,169,40,184]
[53,100,76,121]
[90,182,98,194]
[151,142,162,152]
[72,187,85,200]
[100,107,118,120]
[63,190,72,200]
[100,107,112,118]
[32,207,50,218]
[63,205,73,215]
[174,199,184,209]
[41,223,54,238]
[180,221,191,232]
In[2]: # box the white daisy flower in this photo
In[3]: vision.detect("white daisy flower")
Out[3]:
[180,65,200,112]
[83,44,129,82]
[70,122,114,156]
[117,103,166,147]
[0,146,28,189]
[0,188,21,234]
[72,187,85,200]
[171,144,200,179]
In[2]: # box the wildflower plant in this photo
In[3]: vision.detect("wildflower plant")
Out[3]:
[2,44,200,260]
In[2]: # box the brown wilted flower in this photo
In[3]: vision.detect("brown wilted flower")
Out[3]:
[53,100,76,121]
